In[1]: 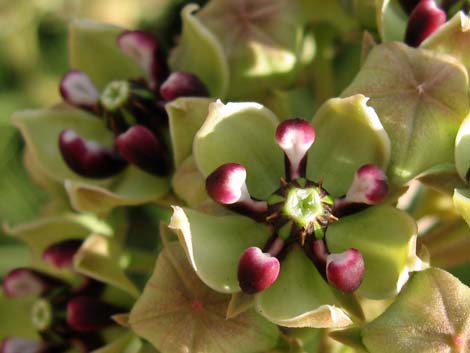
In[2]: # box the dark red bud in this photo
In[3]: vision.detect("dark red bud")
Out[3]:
[3,268,62,298]
[159,71,209,101]
[345,164,388,205]
[42,239,83,269]
[66,296,118,332]
[59,70,99,108]
[405,0,446,47]
[59,129,127,179]
[326,249,365,293]
[399,0,421,14]
[206,163,248,204]
[238,247,280,294]
[0,337,41,353]
[115,125,169,176]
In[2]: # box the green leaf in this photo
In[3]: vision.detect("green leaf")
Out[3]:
[256,246,351,328]
[169,4,229,98]
[169,206,271,293]
[74,234,140,298]
[129,242,279,353]
[342,42,469,185]
[167,97,214,168]
[308,94,391,197]
[362,268,470,353]
[327,206,424,299]
[193,100,283,200]
[422,12,470,73]
[68,19,142,90]
[455,115,470,182]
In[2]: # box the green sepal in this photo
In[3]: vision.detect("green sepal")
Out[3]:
[453,188,470,228]
[193,100,283,200]
[171,156,209,208]
[327,205,424,299]
[169,206,271,293]
[255,245,352,328]
[68,19,143,90]
[91,332,142,353]
[169,4,229,98]
[329,327,368,353]
[343,42,469,185]
[362,268,470,353]
[417,164,467,195]
[308,94,391,197]
[129,241,279,353]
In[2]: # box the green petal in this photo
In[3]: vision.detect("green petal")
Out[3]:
[327,206,424,299]
[422,12,470,73]
[193,100,283,200]
[0,293,37,340]
[362,268,470,353]
[453,188,470,228]
[91,332,142,353]
[12,105,113,185]
[4,213,112,273]
[195,0,305,99]
[455,115,470,182]
[129,242,279,353]
[255,245,351,328]
[169,4,229,98]
[74,234,140,298]
[172,157,209,208]
[68,19,142,90]
[376,0,407,42]
[343,42,470,185]
[169,206,271,293]
[308,94,391,197]
[167,97,214,168]
[65,167,170,214]
[417,164,466,195]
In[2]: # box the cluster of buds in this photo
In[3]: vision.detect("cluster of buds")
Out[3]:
[206,119,389,294]
[59,31,209,179]
[1,240,122,353]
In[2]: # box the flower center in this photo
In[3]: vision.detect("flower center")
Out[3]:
[267,178,335,244]
[31,298,53,331]
[100,80,130,111]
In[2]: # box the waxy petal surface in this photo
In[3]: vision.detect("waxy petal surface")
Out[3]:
[193,100,283,200]
[169,207,271,293]
[343,42,469,185]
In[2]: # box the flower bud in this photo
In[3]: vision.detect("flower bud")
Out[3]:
[59,129,127,179]
[159,71,209,101]
[66,296,117,332]
[238,247,280,294]
[326,249,365,293]
[345,164,388,205]
[115,125,169,176]
[275,119,315,180]
[405,0,446,47]
[398,0,421,14]
[206,163,248,204]
[42,239,83,269]
[117,30,167,90]
[3,268,61,298]
[59,70,100,108]
[0,337,41,353]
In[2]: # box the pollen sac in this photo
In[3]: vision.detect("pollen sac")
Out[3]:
[326,248,365,293]
[345,164,388,205]
[115,125,169,176]
[59,70,100,108]
[117,30,167,90]
[0,337,41,353]
[3,268,61,298]
[42,239,83,269]
[66,296,117,332]
[275,119,316,180]
[405,0,446,47]
[237,247,280,294]
[59,129,127,179]
[159,71,209,101]
[206,163,248,204]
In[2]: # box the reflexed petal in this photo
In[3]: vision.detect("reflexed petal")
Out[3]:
[327,205,424,299]
[169,206,271,293]
[169,4,229,98]
[68,19,142,90]
[342,42,469,185]
[193,100,283,200]
[308,95,390,197]
[255,246,351,328]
